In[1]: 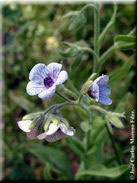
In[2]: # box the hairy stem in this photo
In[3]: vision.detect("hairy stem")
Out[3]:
[56,91,73,103]
[105,123,121,165]
[93,4,100,73]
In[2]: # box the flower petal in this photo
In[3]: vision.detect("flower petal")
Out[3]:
[60,123,75,136]
[29,63,48,80]
[30,75,44,85]
[96,75,109,86]
[99,96,112,105]
[38,85,56,100]
[47,62,62,81]
[17,120,32,132]
[26,81,45,96]
[37,132,47,140]
[55,71,68,85]
[45,123,60,135]
[91,82,99,101]
[99,85,111,97]
[27,128,38,139]
[45,130,66,142]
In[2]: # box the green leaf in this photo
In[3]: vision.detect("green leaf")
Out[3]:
[9,91,34,112]
[61,41,96,58]
[109,56,134,84]
[68,11,86,31]
[43,164,53,180]
[114,35,135,43]
[114,35,135,50]
[63,10,80,18]
[115,92,133,113]
[28,143,73,178]
[60,47,78,58]
[66,137,85,157]
[76,164,129,178]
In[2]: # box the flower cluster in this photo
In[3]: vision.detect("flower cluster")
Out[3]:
[17,62,112,142]
[17,113,75,142]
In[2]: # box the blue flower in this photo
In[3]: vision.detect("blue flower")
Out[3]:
[26,63,68,100]
[88,74,112,105]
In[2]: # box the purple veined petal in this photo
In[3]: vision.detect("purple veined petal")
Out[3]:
[47,62,62,81]
[96,75,109,86]
[29,63,48,80]
[45,130,66,142]
[31,75,44,85]
[99,85,111,97]
[37,132,47,140]
[38,85,56,100]
[91,82,99,101]
[60,123,75,136]
[54,71,68,85]
[27,128,38,139]
[26,81,45,96]
[45,123,60,135]
[99,96,112,105]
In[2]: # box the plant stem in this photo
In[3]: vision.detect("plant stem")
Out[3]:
[43,104,59,115]
[97,45,116,73]
[56,91,73,103]
[63,86,78,99]
[105,123,121,165]
[93,4,100,73]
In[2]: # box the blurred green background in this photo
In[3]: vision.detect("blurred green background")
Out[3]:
[3,3,135,180]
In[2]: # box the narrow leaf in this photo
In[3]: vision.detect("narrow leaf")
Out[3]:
[76,165,129,178]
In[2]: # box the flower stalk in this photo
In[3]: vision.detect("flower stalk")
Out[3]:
[93,4,100,73]
[105,123,121,165]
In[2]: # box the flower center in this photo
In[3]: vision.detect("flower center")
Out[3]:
[44,77,54,88]
[87,89,96,99]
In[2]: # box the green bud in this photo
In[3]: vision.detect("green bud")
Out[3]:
[106,112,124,128]
[81,73,97,94]
[43,114,59,132]
[80,121,90,132]
[43,113,70,132]
[81,80,93,94]
[29,122,35,130]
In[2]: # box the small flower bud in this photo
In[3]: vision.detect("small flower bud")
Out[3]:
[22,112,43,120]
[106,112,124,128]
[81,73,97,94]
[81,80,93,94]
[17,112,45,139]
[37,114,75,142]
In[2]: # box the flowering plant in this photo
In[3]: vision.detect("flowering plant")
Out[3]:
[7,2,134,180]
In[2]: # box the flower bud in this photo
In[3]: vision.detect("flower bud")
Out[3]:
[37,114,75,142]
[106,112,124,128]
[22,112,43,121]
[81,73,97,94]
[81,80,93,94]
[17,112,45,139]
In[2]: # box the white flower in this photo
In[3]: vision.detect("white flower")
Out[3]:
[26,62,68,100]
